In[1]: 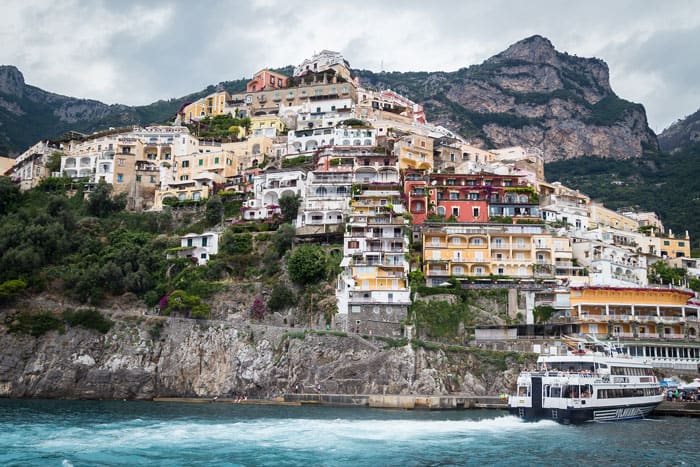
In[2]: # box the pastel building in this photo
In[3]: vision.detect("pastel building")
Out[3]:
[296,170,352,229]
[242,169,307,221]
[336,178,410,336]
[10,141,59,190]
[569,286,700,342]
[172,231,220,265]
[246,69,288,93]
[422,224,580,287]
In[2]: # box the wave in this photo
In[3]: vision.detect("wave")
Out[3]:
[35,414,557,453]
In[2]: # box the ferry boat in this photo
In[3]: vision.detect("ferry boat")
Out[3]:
[508,354,664,423]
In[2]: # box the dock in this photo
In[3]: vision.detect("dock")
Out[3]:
[653,401,700,417]
[153,394,507,410]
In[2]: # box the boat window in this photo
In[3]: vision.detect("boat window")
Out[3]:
[517,386,530,396]
[550,386,561,398]
[581,385,593,398]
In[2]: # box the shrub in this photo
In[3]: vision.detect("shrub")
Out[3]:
[7,311,63,337]
[0,279,27,300]
[287,245,327,285]
[268,283,296,311]
[63,308,113,334]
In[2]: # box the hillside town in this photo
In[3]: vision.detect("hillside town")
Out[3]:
[4,50,699,370]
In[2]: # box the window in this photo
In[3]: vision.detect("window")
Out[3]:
[431,237,440,245]
[214,157,219,164]
[473,207,480,218]
[118,158,125,167]
[452,237,462,245]
[348,241,359,249]
[116,173,123,182]
[150,176,156,183]
[432,251,440,260]
[187,238,193,247]
[452,207,459,217]
[182,161,190,168]
[135,175,142,182]
[469,192,479,200]
[270,76,275,85]
[679,242,685,247]
[179,175,189,181]
[450,192,459,200]
[201,253,207,259]
[199,159,203,166]
[202,237,208,247]
[437,206,446,216]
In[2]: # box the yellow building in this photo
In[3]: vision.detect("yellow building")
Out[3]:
[180,91,230,123]
[249,115,286,137]
[589,203,639,232]
[0,156,14,175]
[422,224,580,286]
[570,286,698,341]
[395,134,434,170]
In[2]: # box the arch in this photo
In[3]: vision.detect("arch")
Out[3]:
[64,158,76,168]
[364,139,372,146]
[336,186,348,196]
[305,140,319,151]
[519,194,528,203]
[316,186,328,196]
[689,327,697,339]
[80,157,91,167]
[437,206,446,216]
[353,139,361,146]
[263,191,279,206]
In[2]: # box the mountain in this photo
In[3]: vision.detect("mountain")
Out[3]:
[0,65,248,155]
[658,108,700,152]
[356,35,658,162]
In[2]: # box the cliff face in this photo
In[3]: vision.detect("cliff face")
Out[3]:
[658,107,700,152]
[0,311,524,400]
[357,35,658,161]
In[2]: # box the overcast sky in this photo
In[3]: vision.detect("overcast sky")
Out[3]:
[2,0,699,132]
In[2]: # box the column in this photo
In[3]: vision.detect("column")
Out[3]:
[605,304,610,317]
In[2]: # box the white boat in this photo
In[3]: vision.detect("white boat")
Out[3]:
[508,354,664,423]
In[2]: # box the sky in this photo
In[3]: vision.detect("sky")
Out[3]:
[1,0,699,133]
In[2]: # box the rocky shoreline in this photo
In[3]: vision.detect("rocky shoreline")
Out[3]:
[0,308,530,401]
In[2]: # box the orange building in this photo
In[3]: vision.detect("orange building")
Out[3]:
[246,70,288,93]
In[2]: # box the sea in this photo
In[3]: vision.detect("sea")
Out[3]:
[1,399,698,466]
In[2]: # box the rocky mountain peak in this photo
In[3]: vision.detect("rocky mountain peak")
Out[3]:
[0,65,25,98]
[494,35,558,64]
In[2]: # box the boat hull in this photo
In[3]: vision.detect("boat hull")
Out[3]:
[509,401,660,423]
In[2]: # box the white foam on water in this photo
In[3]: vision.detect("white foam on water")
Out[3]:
[61,460,73,467]
[37,414,557,454]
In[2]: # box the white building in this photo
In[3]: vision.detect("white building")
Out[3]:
[174,231,219,265]
[242,169,307,221]
[297,170,352,228]
[572,239,648,287]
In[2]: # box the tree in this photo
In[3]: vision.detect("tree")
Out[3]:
[287,245,327,285]
[205,195,224,226]
[279,193,301,223]
[268,283,296,311]
[533,305,556,323]
[273,223,296,256]
[162,290,210,319]
[251,295,268,320]
[0,176,20,216]
[220,231,252,255]
[86,180,126,217]
[46,151,64,173]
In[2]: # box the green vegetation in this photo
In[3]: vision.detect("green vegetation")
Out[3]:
[62,308,113,333]
[648,261,700,291]
[0,279,26,301]
[545,145,700,248]
[279,193,301,223]
[268,283,296,311]
[586,95,644,126]
[411,300,475,339]
[190,114,251,139]
[7,310,64,337]
[287,245,328,285]
[162,290,211,319]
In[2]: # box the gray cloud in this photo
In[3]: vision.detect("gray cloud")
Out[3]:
[1,0,698,132]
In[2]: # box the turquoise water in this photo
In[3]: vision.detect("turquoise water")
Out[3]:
[1,400,698,466]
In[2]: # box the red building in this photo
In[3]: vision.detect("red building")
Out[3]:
[246,70,289,93]
[404,170,538,225]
